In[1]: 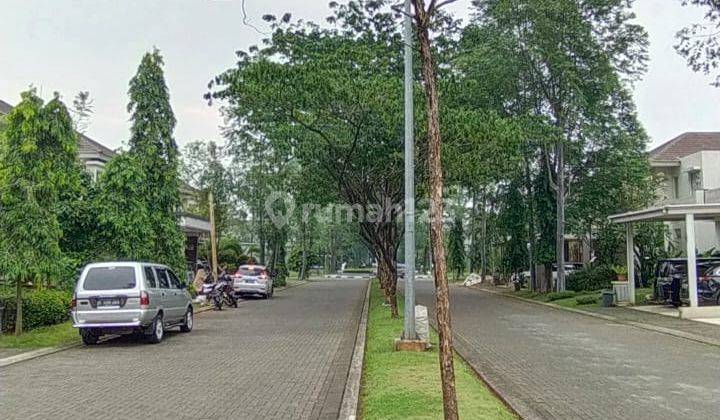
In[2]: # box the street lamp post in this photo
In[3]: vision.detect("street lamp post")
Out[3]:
[402,0,417,341]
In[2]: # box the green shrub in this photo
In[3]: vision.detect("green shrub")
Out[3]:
[545,291,576,301]
[0,289,72,333]
[576,295,598,305]
[567,265,614,292]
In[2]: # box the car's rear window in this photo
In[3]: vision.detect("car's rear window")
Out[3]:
[83,267,136,290]
[238,268,266,276]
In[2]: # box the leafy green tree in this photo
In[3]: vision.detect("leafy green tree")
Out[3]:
[676,1,720,86]
[447,215,466,281]
[0,91,79,334]
[181,140,234,238]
[56,157,101,283]
[474,0,649,291]
[499,179,528,276]
[209,1,407,317]
[95,153,154,261]
[128,49,185,272]
[98,49,185,273]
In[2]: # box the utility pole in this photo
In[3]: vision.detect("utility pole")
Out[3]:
[209,190,219,282]
[402,0,417,341]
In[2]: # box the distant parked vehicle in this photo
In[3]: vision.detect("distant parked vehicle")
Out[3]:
[654,258,720,306]
[552,263,583,280]
[72,262,193,345]
[233,265,274,299]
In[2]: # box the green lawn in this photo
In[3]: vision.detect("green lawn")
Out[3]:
[515,286,654,308]
[360,281,516,420]
[0,321,78,349]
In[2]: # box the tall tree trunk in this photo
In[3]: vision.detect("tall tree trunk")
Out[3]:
[481,191,488,281]
[15,279,23,336]
[299,219,308,280]
[258,204,266,265]
[524,156,536,291]
[330,227,337,274]
[415,7,459,418]
[469,190,477,273]
[556,139,566,292]
[376,240,399,318]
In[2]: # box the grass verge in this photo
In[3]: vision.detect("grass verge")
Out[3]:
[0,321,78,349]
[360,281,516,419]
[515,286,654,308]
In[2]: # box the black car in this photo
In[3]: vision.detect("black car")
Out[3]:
[654,258,720,306]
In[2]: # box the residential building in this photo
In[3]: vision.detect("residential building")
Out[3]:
[650,132,720,253]
[0,98,210,270]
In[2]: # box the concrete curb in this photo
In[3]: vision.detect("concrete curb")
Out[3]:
[0,280,312,369]
[423,318,526,420]
[475,286,720,348]
[338,279,371,420]
[0,344,81,368]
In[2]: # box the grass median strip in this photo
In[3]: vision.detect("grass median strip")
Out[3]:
[360,281,516,419]
[0,321,78,349]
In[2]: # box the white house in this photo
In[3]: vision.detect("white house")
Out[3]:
[650,132,720,253]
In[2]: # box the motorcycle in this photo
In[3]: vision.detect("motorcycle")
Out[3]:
[199,265,237,310]
[200,276,224,310]
[218,270,238,308]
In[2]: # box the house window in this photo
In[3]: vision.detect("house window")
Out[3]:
[690,171,702,191]
[673,176,679,198]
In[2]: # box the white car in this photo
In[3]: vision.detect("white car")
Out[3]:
[233,264,274,299]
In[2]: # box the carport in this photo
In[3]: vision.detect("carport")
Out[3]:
[609,204,720,309]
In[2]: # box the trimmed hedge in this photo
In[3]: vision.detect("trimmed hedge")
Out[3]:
[567,265,614,292]
[576,295,598,305]
[545,291,576,301]
[0,289,72,333]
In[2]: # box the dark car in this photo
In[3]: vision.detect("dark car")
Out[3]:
[654,258,720,306]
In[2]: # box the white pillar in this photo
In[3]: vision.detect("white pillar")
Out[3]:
[626,223,635,305]
[686,213,698,308]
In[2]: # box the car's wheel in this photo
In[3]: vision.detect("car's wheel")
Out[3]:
[147,313,164,344]
[180,307,193,332]
[80,329,99,345]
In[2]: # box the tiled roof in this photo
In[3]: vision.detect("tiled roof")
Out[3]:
[1,97,197,193]
[0,99,13,115]
[649,132,720,161]
[1,98,117,161]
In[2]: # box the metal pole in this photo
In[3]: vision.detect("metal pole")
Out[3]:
[209,190,219,283]
[402,0,417,341]
[686,213,698,308]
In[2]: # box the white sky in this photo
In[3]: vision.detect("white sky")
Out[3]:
[1,0,717,151]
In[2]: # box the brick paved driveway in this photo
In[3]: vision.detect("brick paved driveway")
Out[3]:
[0,279,367,420]
[415,281,720,420]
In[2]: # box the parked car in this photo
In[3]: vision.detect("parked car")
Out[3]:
[551,263,583,280]
[654,258,720,306]
[233,264,274,299]
[72,262,194,345]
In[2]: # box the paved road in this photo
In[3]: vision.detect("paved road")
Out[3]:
[0,279,368,420]
[415,282,720,420]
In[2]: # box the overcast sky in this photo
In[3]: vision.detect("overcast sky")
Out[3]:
[1,0,717,152]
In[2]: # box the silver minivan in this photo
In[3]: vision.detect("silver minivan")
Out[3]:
[72,262,193,345]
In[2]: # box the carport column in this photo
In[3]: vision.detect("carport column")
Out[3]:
[626,223,635,305]
[686,213,699,308]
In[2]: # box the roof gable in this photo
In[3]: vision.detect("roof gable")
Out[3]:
[650,132,720,161]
